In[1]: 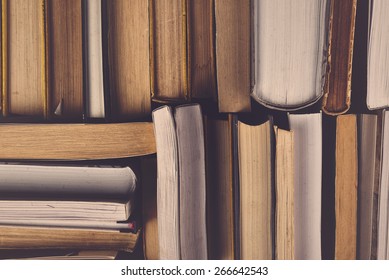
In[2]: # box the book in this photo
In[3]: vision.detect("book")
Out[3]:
[150,0,215,102]
[0,122,156,160]
[152,104,207,260]
[215,0,251,112]
[357,114,380,260]
[238,120,273,260]
[205,117,235,260]
[322,0,357,115]
[275,128,295,260]
[105,0,151,120]
[0,249,118,260]
[252,0,330,110]
[334,115,358,260]
[2,0,46,117]
[85,0,105,119]
[46,0,83,119]
[288,113,322,259]
[367,0,389,109]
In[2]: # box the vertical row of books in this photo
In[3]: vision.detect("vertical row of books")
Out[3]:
[0,0,388,261]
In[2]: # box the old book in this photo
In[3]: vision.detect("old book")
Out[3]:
[367,0,389,109]
[0,226,140,252]
[0,250,118,260]
[275,128,295,260]
[141,156,159,260]
[252,0,330,110]
[0,164,137,230]
[288,113,322,259]
[0,122,155,160]
[215,0,251,112]
[151,0,215,102]
[322,0,357,115]
[357,114,380,260]
[205,118,234,260]
[106,0,150,120]
[47,0,83,119]
[2,0,46,117]
[152,104,207,260]
[335,115,358,259]
[238,120,273,260]
[85,0,105,118]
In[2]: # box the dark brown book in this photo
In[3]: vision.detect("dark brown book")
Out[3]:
[322,0,357,115]
[215,0,251,113]
[106,0,151,120]
[2,0,46,117]
[46,0,83,119]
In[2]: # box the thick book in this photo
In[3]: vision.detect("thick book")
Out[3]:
[215,0,251,112]
[334,115,358,259]
[252,0,330,110]
[322,0,357,115]
[205,117,235,260]
[46,0,83,119]
[152,104,207,260]
[275,128,295,260]
[367,0,389,109]
[2,0,46,117]
[238,120,273,260]
[288,113,322,259]
[0,122,156,160]
[105,0,151,120]
[150,0,216,102]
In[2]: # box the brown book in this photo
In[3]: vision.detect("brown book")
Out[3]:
[150,0,216,102]
[275,128,294,260]
[141,156,159,260]
[47,0,83,119]
[215,0,251,112]
[2,0,46,117]
[106,0,151,120]
[335,115,358,259]
[0,122,156,160]
[322,0,357,115]
[238,120,272,260]
[205,117,234,260]
[0,226,140,252]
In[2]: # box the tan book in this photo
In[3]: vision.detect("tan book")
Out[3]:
[151,0,215,102]
[0,122,155,160]
[0,226,140,252]
[335,115,358,260]
[47,0,83,119]
[2,0,46,117]
[322,0,357,115]
[238,120,272,260]
[141,156,159,260]
[205,118,234,260]
[106,0,151,119]
[275,128,294,260]
[215,0,251,112]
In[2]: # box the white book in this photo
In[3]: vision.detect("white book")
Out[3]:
[288,113,322,259]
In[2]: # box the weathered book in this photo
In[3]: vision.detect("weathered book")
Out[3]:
[215,0,251,112]
[288,113,322,259]
[275,128,295,260]
[238,120,273,260]
[335,115,358,259]
[152,104,207,260]
[322,0,357,115]
[367,0,389,109]
[105,0,151,120]
[2,0,46,117]
[0,122,156,160]
[205,117,234,260]
[150,0,216,102]
[252,0,330,110]
[46,0,83,119]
